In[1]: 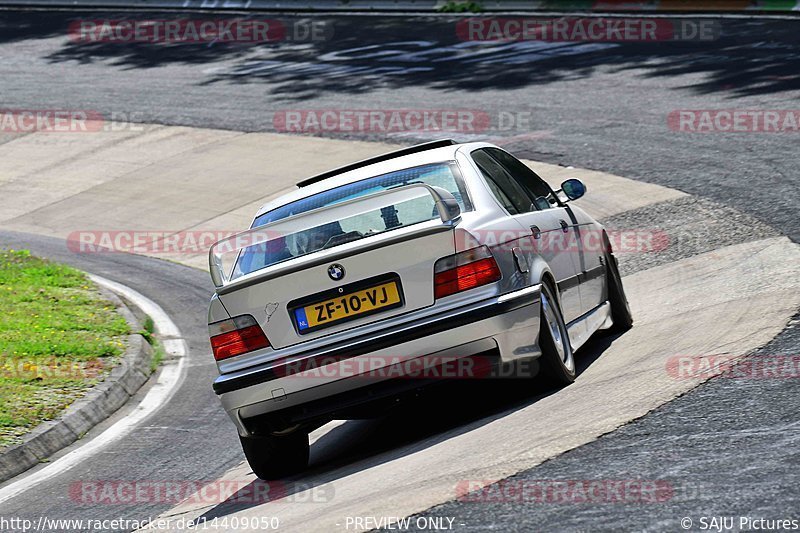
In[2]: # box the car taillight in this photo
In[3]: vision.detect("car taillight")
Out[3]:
[209,315,270,361]
[434,246,501,299]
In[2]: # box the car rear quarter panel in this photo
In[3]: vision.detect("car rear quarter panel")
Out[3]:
[454,149,563,315]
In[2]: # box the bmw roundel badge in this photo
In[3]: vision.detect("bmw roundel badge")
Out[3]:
[328,263,345,281]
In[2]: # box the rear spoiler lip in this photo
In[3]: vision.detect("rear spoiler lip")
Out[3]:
[296,140,458,188]
[209,183,462,291]
[213,221,456,296]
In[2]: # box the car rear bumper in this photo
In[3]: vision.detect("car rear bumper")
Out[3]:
[214,284,541,436]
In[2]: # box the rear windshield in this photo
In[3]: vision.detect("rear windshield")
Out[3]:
[236,162,471,276]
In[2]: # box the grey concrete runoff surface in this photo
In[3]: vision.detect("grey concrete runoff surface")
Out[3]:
[0,11,798,533]
[0,283,153,484]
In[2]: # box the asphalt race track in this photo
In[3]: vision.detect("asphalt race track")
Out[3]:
[0,10,798,533]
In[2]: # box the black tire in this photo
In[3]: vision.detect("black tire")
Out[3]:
[239,431,310,479]
[537,282,576,386]
[605,251,633,333]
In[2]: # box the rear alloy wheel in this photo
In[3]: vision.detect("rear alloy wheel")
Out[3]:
[605,251,633,333]
[239,430,310,479]
[538,282,576,385]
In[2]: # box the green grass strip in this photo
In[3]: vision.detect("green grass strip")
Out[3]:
[0,249,130,448]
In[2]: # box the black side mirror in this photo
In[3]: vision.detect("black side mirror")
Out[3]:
[560,178,586,201]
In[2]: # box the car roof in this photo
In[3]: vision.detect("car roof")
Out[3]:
[253,141,494,219]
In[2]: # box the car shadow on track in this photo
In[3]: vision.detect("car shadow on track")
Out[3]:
[194,330,621,519]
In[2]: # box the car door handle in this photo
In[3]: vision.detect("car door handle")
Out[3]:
[530,225,542,239]
[559,220,569,233]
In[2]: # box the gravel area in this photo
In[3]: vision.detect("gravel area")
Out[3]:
[601,196,781,276]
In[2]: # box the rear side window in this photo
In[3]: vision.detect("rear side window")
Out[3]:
[485,148,558,210]
[471,149,532,214]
